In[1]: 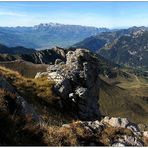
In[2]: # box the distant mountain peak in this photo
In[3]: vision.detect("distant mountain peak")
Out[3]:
[0,23,110,49]
[34,22,62,28]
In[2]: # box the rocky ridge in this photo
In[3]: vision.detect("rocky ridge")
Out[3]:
[46,48,101,120]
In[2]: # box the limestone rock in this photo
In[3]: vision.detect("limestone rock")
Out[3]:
[54,78,72,99]
[82,120,104,133]
[47,48,101,120]
[112,142,126,147]
[102,117,129,128]
[102,116,140,133]
[143,131,148,138]
[48,72,64,82]
[35,72,48,78]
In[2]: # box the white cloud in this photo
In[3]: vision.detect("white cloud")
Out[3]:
[0,11,26,17]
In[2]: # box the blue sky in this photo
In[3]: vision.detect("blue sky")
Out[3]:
[1,2,148,28]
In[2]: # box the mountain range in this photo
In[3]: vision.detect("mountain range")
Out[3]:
[73,26,148,70]
[0,24,148,71]
[0,23,109,49]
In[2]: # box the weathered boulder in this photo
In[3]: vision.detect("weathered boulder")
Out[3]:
[47,48,101,120]
[102,116,140,133]
[102,116,129,128]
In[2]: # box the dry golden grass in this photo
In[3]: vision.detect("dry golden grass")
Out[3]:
[0,66,56,104]
[42,122,91,146]
[143,136,148,146]
[100,126,133,146]
[0,66,73,126]
[44,126,78,146]
[99,72,148,124]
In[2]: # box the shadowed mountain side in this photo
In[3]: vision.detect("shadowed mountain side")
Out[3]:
[0,44,35,55]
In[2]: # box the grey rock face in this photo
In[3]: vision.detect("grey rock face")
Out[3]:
[16,96,40,122]
[47,48,101,120]
[53,46,67,59]
[0,76,15,93]
[0,76,40,122]
[112,135,144,146]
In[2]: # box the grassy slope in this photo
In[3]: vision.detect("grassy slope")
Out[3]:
[0,60,48,78]
[0,66,72,125]
[99,71,148,124]
[0,66,76,145]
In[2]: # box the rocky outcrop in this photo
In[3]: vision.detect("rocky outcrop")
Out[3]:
[46,48,101,120]
[0,76,40,122]
[22,47,67,64]
[61,116,147,146]
[102,116,140,133]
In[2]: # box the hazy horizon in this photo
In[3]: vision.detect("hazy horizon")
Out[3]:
[1,2,148,29]
[1,21,146,30]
